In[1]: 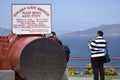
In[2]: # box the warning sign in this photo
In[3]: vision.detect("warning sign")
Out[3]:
[12,4,52,34]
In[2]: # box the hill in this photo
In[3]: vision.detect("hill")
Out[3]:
[0,27,11,36]
[62,24,120,36]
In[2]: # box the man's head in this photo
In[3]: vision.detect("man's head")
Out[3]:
[49,32,56,38]
[51,32,56,36]
[97,30,103,37]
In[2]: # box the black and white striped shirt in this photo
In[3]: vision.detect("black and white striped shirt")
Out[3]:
[88,36,107,58]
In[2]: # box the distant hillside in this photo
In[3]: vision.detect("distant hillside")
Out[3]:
[62,24,120,36]
[0,27,11,36]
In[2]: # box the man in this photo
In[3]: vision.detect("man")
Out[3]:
[88,30,107,80]
[48,31,62,45]
[48,32,68,80]
[48,32,70,62]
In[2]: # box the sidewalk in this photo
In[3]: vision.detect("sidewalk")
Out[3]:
[69,76,93,80]
[69,76,120,80]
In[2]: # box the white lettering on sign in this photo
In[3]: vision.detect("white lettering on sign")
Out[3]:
[12,4,52,34]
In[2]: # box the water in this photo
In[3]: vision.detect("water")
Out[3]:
[59,35,120,73]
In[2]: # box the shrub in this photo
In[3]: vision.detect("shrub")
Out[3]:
[104,66,117,75]
[85,64,117,76]
[84,64,93,75]
[68,68,80,76]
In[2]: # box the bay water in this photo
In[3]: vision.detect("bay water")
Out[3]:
[59,36,120,73]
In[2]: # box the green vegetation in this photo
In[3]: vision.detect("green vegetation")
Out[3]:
[68,68,80,76]
[85,64,117,76]
[67,64,120,80]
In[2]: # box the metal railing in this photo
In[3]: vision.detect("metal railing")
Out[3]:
[67,57,120,68]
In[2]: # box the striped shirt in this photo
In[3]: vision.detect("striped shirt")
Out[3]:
[88,36,107,58]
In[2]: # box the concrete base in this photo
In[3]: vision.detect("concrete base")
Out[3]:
[60,72,68,80]
[60,69,69,80]
[0,70,15,80]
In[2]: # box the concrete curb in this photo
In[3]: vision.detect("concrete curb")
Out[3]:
[0,70,15,80]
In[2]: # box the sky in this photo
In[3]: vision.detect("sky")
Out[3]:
[0,0,120,35]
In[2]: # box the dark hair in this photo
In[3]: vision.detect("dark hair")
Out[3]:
[51,31,56,36]
[97,30,103,36]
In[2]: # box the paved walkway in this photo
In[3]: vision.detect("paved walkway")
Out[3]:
[69,77,120,80]
[69,77,93,80]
